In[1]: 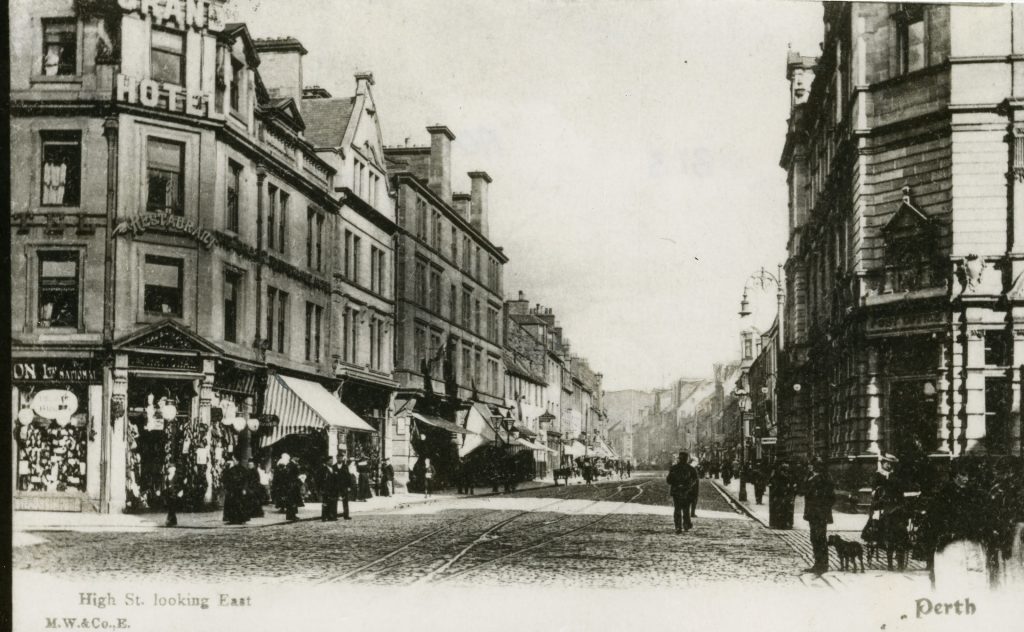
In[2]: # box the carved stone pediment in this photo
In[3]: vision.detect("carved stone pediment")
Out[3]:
[114,320,222,356]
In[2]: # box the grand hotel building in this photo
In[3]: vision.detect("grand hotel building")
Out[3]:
[10,0,396,513]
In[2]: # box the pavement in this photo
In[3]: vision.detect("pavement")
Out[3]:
[12,478,560,535]
[710,476,930,576]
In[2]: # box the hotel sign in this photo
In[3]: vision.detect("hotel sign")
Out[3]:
[117,0,224,32]
[113,212,216,249]
[116,74,213,118]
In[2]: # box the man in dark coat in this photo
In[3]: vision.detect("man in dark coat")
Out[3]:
[245,459,264,519]
[356,457,372,501]
[335,455,353,520]
[667,451,699,533]
[162,463,184,527]
[320,457,339,521]
[752,461,768,505]
[222,456,250,525]
[721,460,733,486]
[803,457,836,574]
[768,462,795,529]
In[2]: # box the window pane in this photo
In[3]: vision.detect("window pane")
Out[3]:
[907,20,925,72]
[151,49,183,85]
[42,20,76,76]
[147,139,184,214]
[38,252,79,328]
[152,29,184,53]
[144,256,183,315]
[41,133,81,206]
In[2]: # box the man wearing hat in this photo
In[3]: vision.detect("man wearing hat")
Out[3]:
[162,462,184,527]
[666,451,700,533]
[803,457,836,574]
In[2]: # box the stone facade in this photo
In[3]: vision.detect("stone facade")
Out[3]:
[781,2,1024,490]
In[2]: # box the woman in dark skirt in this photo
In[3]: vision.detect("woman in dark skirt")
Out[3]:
[357,457,372,501]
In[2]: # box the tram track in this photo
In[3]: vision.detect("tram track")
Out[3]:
[420,479,654,585]
[318,481,630,585]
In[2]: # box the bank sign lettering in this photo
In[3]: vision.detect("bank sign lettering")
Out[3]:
[118,0,224,32]
[116,74,212,118]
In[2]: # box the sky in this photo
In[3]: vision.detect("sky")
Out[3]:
[228,0,825,392]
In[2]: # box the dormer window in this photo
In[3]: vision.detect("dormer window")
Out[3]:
[882,189,940,293]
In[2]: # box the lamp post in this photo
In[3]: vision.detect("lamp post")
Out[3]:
[738,265,785,352]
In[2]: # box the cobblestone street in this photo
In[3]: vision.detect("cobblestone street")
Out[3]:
[16,476,809,588]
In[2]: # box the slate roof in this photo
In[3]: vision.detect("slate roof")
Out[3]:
[301,96,356,149]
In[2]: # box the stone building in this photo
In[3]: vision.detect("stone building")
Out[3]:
[502,305,552,477]
[300,73,400,460]
[781,3,1024,490]
[10,1,379,513]
[383,128,508,486]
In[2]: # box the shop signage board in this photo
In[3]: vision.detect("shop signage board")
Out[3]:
[31,390,79,421]
[129,353,203,373]
[12,360,100,383]
[117,0,225,32]
[866,311,945,336]
[112,211,216,249]
[760,437,777,445]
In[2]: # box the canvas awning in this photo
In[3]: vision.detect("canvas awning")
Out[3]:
[260,374,375,447]
[412,412,473,435]
[517,437,556,453]
[563,440,587,457]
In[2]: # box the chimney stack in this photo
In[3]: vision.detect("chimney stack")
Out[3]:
[468,171,492,237]
[253,37,308,112]
[452,193,471,220]
[354,71,375,94]
[426,125,455,203]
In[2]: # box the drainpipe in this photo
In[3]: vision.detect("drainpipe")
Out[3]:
[100,115,119,514]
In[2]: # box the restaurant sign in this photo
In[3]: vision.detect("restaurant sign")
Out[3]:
[116,0,224,32]
[112,211,216,249]
[116,74,213,118]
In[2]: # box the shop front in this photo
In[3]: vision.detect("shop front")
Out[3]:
[259,372,377,493]
[112,321,221,513]
[12,358,103,512]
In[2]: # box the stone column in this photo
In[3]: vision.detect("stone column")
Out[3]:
[1013,329,1024,456]
[200,358,215,505]
[865,347,882,456]
[950,319,968,455]
[108,354,129,513]
[934,335,952,454]
[963,328,988,455]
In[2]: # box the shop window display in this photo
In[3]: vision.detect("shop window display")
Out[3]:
[14,385,89,493]
[125,379,208,512]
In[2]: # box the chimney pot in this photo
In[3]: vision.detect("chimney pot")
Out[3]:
[519,291,525,301]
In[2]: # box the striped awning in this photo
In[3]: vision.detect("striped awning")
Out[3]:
[412,412,473,436]
[259,374,375,447]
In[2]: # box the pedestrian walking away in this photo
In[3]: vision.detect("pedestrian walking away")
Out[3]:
[320,457,339,521]
[336,455,353,520]
[161,463,184,527]
[803,457,836,574]
[379,458,394,497]
[245,459,264,519]
[667,451,699,533]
